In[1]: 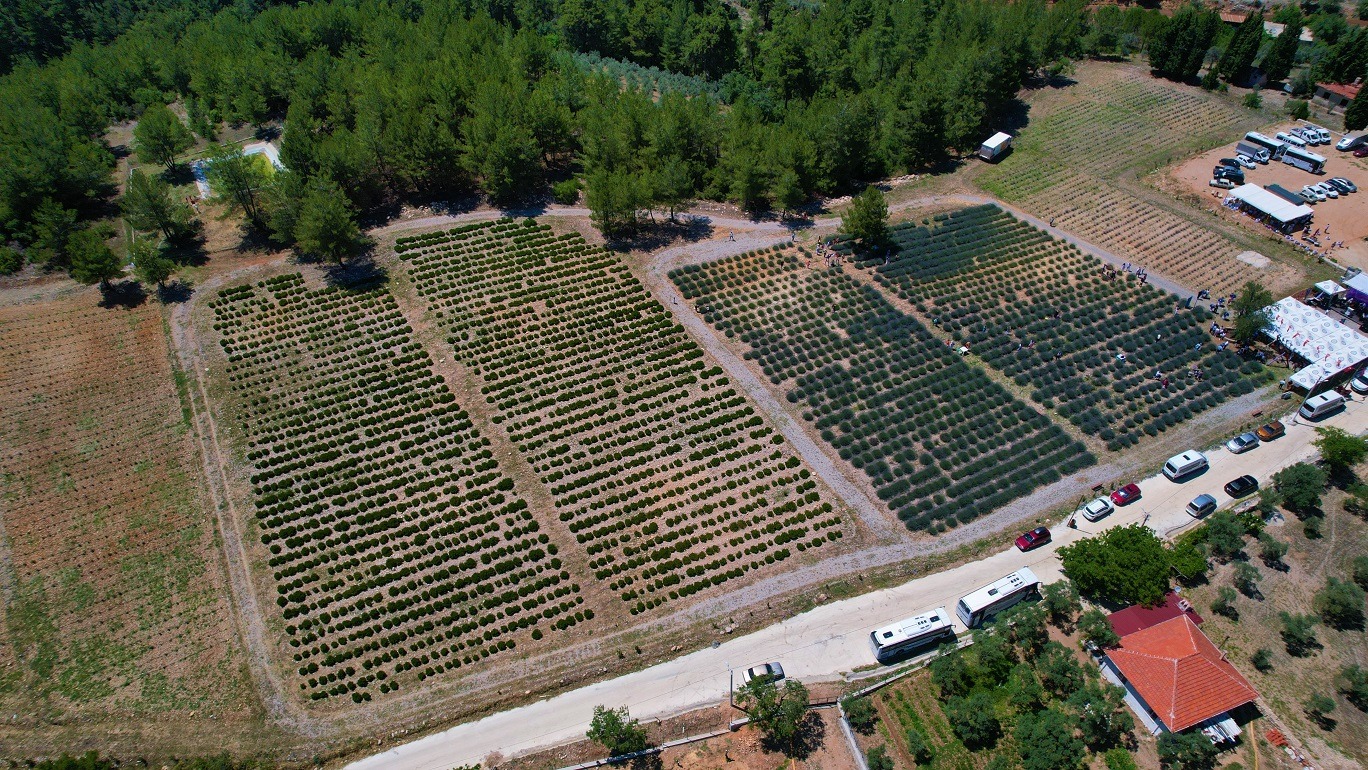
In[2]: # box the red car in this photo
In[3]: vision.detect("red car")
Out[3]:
[1110,483,1142,506]
[1356,147,1368,158]
[1016,526,1051,551]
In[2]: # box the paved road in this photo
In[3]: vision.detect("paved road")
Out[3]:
[347,398,1368,770]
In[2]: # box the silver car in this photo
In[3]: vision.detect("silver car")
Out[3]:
[1186,494,1218,518]
[742,662,785,684]
[1312,182,1339,199]
[1225,432,1260,454]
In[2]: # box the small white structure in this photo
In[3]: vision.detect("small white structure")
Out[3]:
[977,132,1013,162]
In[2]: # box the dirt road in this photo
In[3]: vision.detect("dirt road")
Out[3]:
[346,393,1368,770]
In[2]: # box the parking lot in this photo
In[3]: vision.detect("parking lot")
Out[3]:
[1176,123,1368,271]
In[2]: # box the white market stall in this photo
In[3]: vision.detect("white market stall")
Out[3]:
[1267,297,1368,389]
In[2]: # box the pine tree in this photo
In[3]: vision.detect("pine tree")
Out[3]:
[68,229,123,288]
[1219,12,1265,85]
[122,169,192,241]
[1346,81,1368,131]
[133,104,195,170]
[1261,11,1302,83]
[294,182,361,264]
[842,186,889,249]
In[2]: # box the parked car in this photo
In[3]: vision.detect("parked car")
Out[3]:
[1298,189,1319,203]
[1224,475,1259,498]
[1255,420,1285,441]
[1111,483,1142,506]
[1312,182,1339,199]
[1225,432,1260,454]
[1016,526,1051,551]
[1214,166,1244,183]
[1329,177,1357,193]
[1234,154,1256,169]
[1210,178,1235,189]
[742,662,785,684]
[1355,147,1368,158]
[1351,373,1368,394]
[1302,185,1326,202]
[1079,497,1114,522]
[1338,134,1365,151]
[1219,158,1241,168]
[1186,494,1218,518]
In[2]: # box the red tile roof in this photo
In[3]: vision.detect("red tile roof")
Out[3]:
[1319,82,1362,101]
[1107,591,1204,637]
[1220,11,1249,24]
[1108,615,1257,732]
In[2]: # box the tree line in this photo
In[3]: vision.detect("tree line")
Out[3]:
[0,0,1185,279]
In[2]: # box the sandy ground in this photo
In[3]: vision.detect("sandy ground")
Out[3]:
[345,393,1368,770]
[1174,124,1368,270]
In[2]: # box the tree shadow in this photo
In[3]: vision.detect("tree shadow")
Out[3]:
[760,711,825,760]
[155,279,194,304]
[98,280,147,309]
[163,164,198,187]
[605,215,716,253]
[321,253,389,291]
[165,220,210,267]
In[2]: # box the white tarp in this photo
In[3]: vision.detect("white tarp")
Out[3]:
[1269,297,1368,382]
[1227,184,1314,225]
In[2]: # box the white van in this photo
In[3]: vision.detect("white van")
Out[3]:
[1163,450,1209,481]
[1276,131,1308,148]
[1300,392,1345,420]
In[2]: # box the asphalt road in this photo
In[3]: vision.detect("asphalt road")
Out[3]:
[346,397,1368,770]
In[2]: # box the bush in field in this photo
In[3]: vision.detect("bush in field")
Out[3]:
[1078,608,1120,648]
[1016,708,1086,770]
[1279,612,1320,657]
[587,705,650,757]
[1272,463,1326,513]
[1259,533,1289,568]
[1233,561,1261,598]
[841,695,877,734]
[1251,648,1273,672]
[1211,586,1239,619]
[1204,511,1245,559]
[1304,693,1336,729]
[945,691,999,748]
[737,678,810,756]
[905,727,932,764]
[866,745,894,770]
[1314,577,1366,630]
[1340,664,1368,711]
[1158,730,1218,770]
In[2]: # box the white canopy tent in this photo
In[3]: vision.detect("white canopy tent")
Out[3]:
[1267,297,1368,388]
[1314,280,1345,299]
[1226,184,1314,231]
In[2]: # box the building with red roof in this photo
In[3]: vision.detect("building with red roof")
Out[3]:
[1106,590,1204,637]
[1100,615,1258,737]
[1316,81,1362,112]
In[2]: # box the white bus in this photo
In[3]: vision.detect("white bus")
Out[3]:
[1243,131,1288,161]
[955,567,1041,628]
[1282,145,1326,174]
[870,607,956,664]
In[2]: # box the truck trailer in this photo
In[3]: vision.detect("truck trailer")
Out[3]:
[978,132,1013,162]
[1235,141,1270,164]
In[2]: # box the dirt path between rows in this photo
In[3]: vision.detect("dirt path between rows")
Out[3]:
[168,266,319,737]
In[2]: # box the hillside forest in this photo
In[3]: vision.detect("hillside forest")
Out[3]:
[2,0,1368,277]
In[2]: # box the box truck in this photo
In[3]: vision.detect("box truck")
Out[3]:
[978,132,1012,161]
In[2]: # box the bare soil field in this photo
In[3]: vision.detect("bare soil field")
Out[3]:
[975,61,1305,297]
[1170,133,1368,271]
[1181,483,1368,769]
[0,291,270,758]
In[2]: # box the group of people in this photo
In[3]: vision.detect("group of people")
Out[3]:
[1101,263,1147,283]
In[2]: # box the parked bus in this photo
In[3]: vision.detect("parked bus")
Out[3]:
[955,567,1041,628]
[1243,131,1288,161]
[870,607,956,664]
[1282,145,1326,174]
